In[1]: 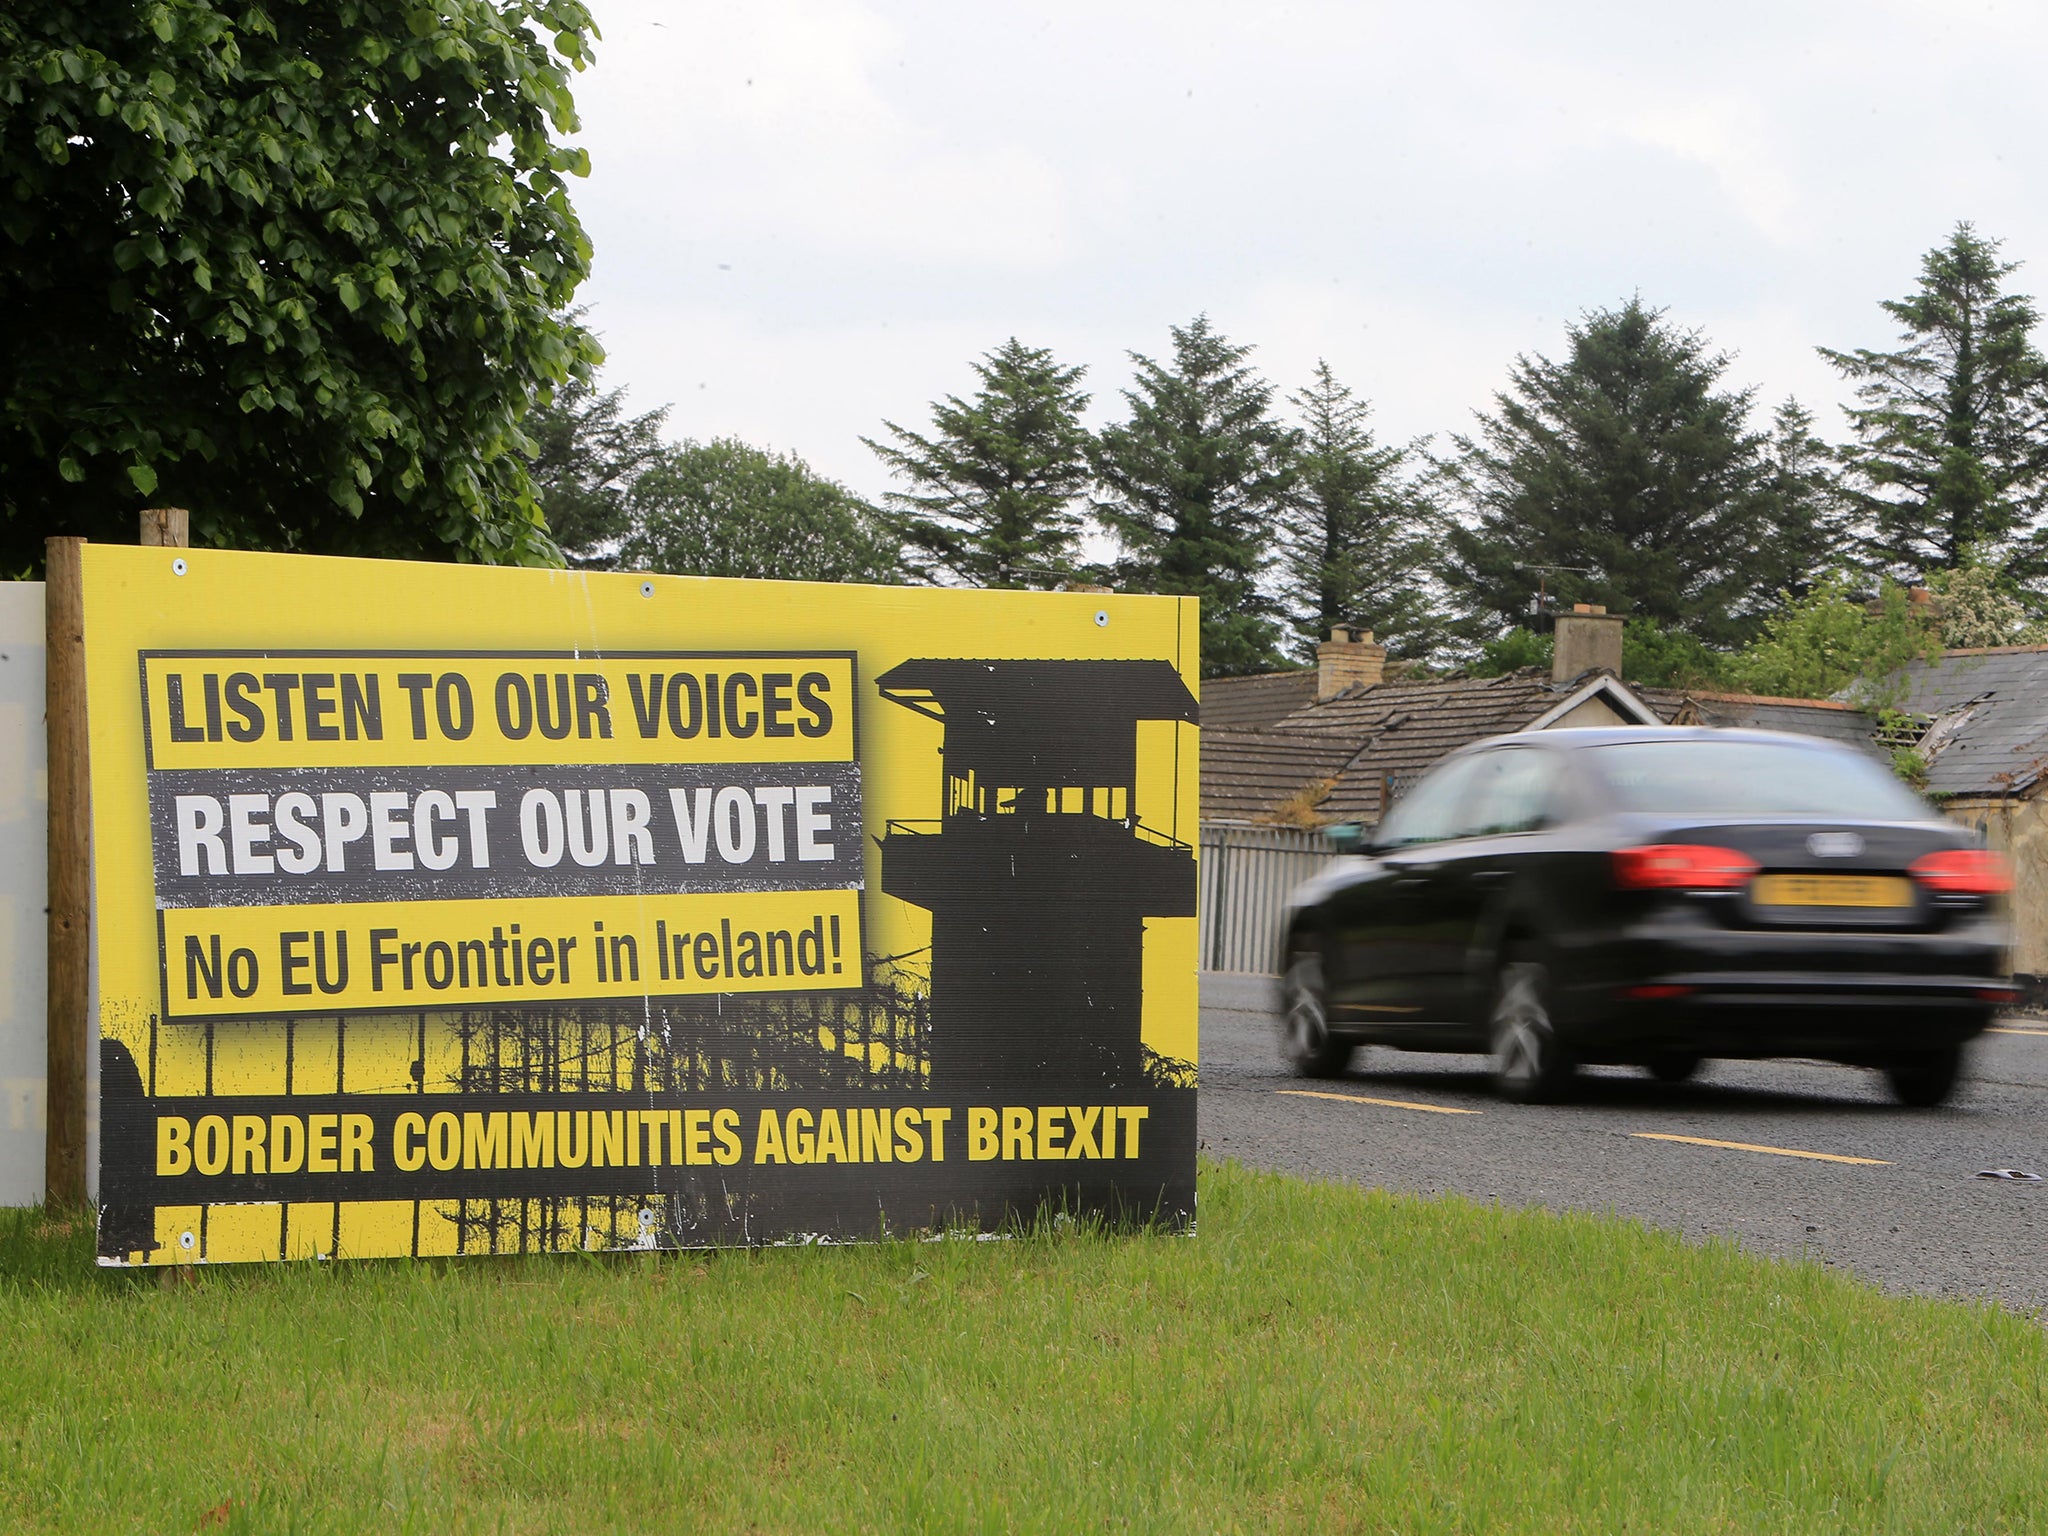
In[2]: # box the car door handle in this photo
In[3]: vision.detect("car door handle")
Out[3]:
[1470,870,1509,889]
[1391,877,1427,892]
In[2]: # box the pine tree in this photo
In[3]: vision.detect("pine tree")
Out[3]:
[526,374,669,566]
[1442,298,1789,648]
[1092,316,1296,676]
[1820,224,2048,576]
[1276,361,1443,660]
[1757,398,1853,599]
[865,339,1091,588]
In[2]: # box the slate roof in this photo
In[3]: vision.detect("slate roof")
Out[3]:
[1199,728,1360,825]
[1200,669,1319,729]
[1895,646,2048,797]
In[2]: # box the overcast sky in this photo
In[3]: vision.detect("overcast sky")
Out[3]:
[566,0,2048,498]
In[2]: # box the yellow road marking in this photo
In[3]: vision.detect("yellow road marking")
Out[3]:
[1989,1025,2048,1037]
[1277,1089,1480,1116]
[1631,1132,1888,1166]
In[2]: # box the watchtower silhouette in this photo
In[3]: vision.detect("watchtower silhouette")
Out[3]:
[877,658,1199,1092]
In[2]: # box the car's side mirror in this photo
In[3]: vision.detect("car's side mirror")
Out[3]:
[1325,822,1367,854]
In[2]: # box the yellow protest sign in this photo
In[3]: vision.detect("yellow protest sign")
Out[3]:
[86,548,1199,1265]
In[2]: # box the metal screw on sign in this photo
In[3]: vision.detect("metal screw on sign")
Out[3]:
[1094,610,1109,628]
[638,1208,656,1229]
[179,1230,196,1250]
[1976,1168,2043,1181]
[640,581,655,598]
[171,558,187,576]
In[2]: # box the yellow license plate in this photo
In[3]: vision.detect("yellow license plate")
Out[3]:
[1751,874,1914,909]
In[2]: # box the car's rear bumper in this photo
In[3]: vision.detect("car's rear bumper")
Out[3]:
[1552,914,2009,1062]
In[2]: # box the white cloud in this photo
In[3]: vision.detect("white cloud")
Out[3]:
[566,0,2048,501]
[577,1,1073,268]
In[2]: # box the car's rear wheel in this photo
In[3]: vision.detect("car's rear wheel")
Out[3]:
[1645,1052,1702,1085]
[1281,949,1354,1078]
[1884,1042,1964,1108]
[1490,955,1576,1102]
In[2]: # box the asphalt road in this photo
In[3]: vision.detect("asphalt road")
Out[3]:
[1198,973,2048,1317]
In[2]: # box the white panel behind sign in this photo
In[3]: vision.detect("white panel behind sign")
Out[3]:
[0,582,44,1206]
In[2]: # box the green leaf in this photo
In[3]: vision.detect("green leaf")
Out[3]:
[0,0,593,571]
[127,463,159,496]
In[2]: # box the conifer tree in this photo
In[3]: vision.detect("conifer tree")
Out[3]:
[526,373,669,566]
[1758,398,1853,599]
[1820,223,2048,577]
[865,339,1091,588]
[1092,316,1296,676]
[1442,299,1789,647]
[1276,361,1442,660]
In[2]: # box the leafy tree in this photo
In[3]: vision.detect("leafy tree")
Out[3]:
[1468,626,1551,678]
[1926,548,2044,648]
[866,338,1091,588]
[1721,575,1940,703]
[0,0,599,573]
[526,371,668,565]
[1276,361,1444,660]
[1092,315,1296,676]
[1821,223,2048,578]
[618,439,901,585]
[1441,299,1804,648]
[1621,619,1728,688]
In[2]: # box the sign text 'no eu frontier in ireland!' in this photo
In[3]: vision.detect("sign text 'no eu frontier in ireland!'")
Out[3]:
[140,652,864,1021]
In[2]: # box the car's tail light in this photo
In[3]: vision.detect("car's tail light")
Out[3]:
[1612,844,1760,891]
[1909,848,2013,895]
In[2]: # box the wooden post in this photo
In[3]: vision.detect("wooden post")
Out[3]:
[44,538,89,1209]
[139,507,189,549]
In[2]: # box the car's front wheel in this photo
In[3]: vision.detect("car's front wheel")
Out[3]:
[1281,948,1354,1078]
[1884,1042,1964,1108]
[1490,954,1576,1102]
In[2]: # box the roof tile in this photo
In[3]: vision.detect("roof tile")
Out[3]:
[1201,670,1319,729]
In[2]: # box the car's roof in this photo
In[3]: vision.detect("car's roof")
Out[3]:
[1455,725,1867,755]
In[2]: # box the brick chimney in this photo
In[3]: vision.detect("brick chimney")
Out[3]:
[1317,624,1386,699]
[1551,603,1623,682]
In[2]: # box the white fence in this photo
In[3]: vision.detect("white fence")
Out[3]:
[1198,823,1329,975]
[0,583,44,1206]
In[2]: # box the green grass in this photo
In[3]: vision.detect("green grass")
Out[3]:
[2,1162,2044,1534]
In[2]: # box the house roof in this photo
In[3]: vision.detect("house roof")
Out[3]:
[1634,688,1886,758]
[1895,647,2048,797]
[1274,670,1661,824]
[1200,669,1319,729]
[1199,728,1360,825]
[1196,662,1903,829]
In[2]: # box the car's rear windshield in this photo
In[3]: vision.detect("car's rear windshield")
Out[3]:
[1589,739,1931,821]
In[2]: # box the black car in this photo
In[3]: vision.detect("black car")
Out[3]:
[1280,727,2014,1106]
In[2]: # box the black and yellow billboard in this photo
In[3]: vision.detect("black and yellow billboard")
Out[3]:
[87,548,1200,1264]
